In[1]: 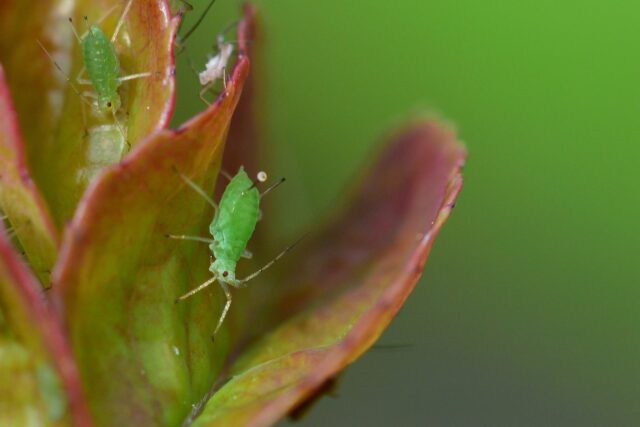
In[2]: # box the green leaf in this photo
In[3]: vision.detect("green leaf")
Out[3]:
[0,224,90,426]
[189,120,466,426]
[51,26,251,426]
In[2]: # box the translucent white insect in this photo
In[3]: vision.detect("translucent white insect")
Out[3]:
[198,34,234,104]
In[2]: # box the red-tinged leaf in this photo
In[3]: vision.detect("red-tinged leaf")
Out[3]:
[0,224,91,426]
[51,15,252,425]
[0,0,179,228]
[188,119,466,426]
[0,65,59,286]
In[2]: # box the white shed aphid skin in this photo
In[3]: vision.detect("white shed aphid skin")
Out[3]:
[38,0,152,145]
[197,34,234,105]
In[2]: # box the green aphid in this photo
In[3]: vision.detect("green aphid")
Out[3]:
[81,24,123,115]
[38,0,151,139]
[168,167,299,339]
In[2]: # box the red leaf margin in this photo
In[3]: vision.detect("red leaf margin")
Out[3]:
[187,120,466,426]
[252,121,465,426]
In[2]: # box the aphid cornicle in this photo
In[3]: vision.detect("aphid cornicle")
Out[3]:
[168,167,298,339]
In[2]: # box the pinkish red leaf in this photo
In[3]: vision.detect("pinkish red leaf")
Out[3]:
[189,119,466,426]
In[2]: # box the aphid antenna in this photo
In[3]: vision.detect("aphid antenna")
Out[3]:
[180,0,218,44]
[72,4,119,40]
[182,48,200,78]
[218,169,234,182]
[111,0,134,43]
[236,234,307,286]
[36,40,93,109]
[259,177,286,198]
[217,20,240,41]
[68,17,82,42]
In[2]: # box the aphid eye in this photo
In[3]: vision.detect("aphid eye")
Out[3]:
[107,102,112,107]
[222,271,229,277]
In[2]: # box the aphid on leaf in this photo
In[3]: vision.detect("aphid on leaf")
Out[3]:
[167,167,300,340]
[197,34,234,104]
[38,0,152,141]
[172,0,240,104]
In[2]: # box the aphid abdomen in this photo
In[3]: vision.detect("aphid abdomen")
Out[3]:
[211,168,260,265]
[82,26,121,112]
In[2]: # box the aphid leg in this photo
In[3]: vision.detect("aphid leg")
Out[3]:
[222,67,228,90]
[199,82,214,105]
[177,172,219,214]
[36,40,93,109]
[165,234,215,244]
[212,280,232,339]
[260,177,286,198]
[241,249,253,259]
[111,108,130,150]
[219,169,233,182]
[75,66,90,85]
[236,236,305,287]
[183,49,200,77]
[117,71,153,83]
[75,5,119,39]
[111,0,134,43]
[175,275,217,303]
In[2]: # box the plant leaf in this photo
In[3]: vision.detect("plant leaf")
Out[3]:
[0,224,91,426]
[0,0,179,228]
[189,119,466,426]
[0,65,59,286]
[51,15,252,426]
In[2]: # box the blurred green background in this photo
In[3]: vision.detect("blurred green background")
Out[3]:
[174,1,640,425]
